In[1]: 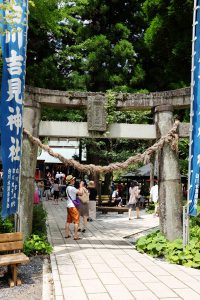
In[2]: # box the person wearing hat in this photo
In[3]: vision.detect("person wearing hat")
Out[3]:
[128,180,140,220]
[65,175,83,240]
[87,181,97,221]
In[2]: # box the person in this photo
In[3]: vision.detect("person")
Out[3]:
[87,181,97,221]
[53,179,60,204]
[65,175,82,240]
[127,180,140,220]
[44,178,51,201]
[37,180,44,201]
[112,187,123,206]
[78,181,89,232]
[33,181,40,204]
[149,183,159,216]
[117,182,124,198]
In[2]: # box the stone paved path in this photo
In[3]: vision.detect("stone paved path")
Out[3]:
[44,201,200,300]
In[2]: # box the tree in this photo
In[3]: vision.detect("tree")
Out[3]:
[142,0,193,91]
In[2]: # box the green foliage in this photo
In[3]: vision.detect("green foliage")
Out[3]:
[41,107,86,122]
[145,202,155,214]
[105,91,117,125]
[23,234,53,256]
[32,203,48,236]
[178,138,189,175]
[136,230,168,257]
[23,204,52,256]
[136,220,200,269]
[165,239,200,268]
[0,215,14,233]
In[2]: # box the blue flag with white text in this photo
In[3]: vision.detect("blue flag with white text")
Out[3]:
[0,0,28,218]
[188,2,200,216]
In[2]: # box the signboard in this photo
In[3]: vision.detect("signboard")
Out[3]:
[0,0,28,218]
[188,1,200,216]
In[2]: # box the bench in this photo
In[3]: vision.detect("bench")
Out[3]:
[0,232,29,287]
[97,206,128,214]
[96,195,111,206]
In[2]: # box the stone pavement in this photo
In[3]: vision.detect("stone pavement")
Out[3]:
[44,201,200,300]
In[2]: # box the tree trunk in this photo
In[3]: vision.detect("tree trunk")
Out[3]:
[19,100,41,239]
[155,105,182,241]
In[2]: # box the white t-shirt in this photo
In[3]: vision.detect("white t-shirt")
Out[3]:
[112,190,119,198]
[66,185,78,208]
[150,185,158,203]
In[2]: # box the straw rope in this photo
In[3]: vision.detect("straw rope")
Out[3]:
[23,120,179,174]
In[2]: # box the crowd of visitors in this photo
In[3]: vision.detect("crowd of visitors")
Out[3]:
[33,170,160,239]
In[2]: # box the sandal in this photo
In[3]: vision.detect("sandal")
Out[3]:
[74,237,82,240]
[65,235,71,238]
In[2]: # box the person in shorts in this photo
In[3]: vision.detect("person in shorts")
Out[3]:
[65,175,82,240]
[127,181,140,220]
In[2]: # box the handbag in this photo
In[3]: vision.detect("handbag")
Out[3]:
[72,197,80,207]
[79,188,89,203]
[66,188,80,207]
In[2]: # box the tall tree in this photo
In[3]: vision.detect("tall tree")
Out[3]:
[50,0,146,92]
[142,0,193,91]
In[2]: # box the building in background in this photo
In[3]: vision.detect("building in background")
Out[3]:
[36,138,86,179]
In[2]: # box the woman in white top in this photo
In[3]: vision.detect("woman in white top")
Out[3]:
[65,175,82,240]
[128,181,140,220]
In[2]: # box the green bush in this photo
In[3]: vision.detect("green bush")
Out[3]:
[136,230,167,257]
[136,223,200,268]
[145,202,155,214]
[165,238,200,268]
[0,215,14,233]
[24,234,53,256]
[32,203,47,236]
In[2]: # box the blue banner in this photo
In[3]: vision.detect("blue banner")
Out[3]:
[188,1,200,216]
[0,0,28,218]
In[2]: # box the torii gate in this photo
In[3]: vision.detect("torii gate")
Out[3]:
[21,85,190,240]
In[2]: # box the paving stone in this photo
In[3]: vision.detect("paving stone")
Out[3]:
[131,290,159,300]
[105,284,135,300]
[92,263,112,273]
[120,276,148,291]
[62,287,88,300]
[133,271,159,283]
[98,272,121,285]
[45,202,200,300]
[112,267,134,278]
[145,282,178,298]
[60,274,82,287]
[158,275,188,289]
[88,293,112,300]
[147,265,170,276]
[81,278,107,293]
[87,255,104,264]
[173,288,200,300]
[54,280,63,296]
[77,268,98,280]
[57,265,77,275]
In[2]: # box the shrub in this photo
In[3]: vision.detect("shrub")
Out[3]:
[165,238,200,268]
[32,203,47,236]
[136,225,200,268]
[0,215,14,233]
[136,230,167,257]
[24,234,53,256]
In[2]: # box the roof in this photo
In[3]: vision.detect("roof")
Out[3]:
[37,148,78,164]
[123,163,157,177]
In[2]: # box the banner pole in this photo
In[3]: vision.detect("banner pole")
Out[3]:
[186,0,197,244]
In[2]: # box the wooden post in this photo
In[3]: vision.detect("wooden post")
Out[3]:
[154,105,182,241]
[18,99,41,238]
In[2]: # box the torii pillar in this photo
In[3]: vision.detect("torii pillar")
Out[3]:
[19,99,41,238]
[155,105,182,241]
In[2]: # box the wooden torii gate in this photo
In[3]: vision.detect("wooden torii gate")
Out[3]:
[21,86,191,241]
